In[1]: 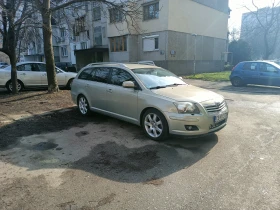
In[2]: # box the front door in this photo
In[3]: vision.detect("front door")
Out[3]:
[106,68,139,123]
[259,63,280,86]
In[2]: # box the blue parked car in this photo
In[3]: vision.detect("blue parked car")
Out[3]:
[230,61,280,87]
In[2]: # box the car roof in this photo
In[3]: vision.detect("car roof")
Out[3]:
[124,64,161,69]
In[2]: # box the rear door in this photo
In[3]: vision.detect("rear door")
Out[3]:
[240,62,260,84]
[106,68,139,122]
[17,63,42,86]
[259,63,280,86]
[87,67,110,111]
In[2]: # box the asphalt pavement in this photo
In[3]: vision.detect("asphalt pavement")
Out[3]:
[0,81,280,210]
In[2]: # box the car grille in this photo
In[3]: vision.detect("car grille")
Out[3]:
[204,101,226,113]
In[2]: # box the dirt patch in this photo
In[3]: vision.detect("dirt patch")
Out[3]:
[144,178,164,186]
[96,193,116,209]
[0,90,74,116]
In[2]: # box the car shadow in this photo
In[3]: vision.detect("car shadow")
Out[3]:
[0,108,218,184]
[219,84,280,95]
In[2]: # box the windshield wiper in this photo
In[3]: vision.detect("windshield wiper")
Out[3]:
[149,85,167,90]
[165,83,186,87]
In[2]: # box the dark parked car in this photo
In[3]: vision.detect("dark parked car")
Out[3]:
[55,62,77,72]
[230,61,280,87]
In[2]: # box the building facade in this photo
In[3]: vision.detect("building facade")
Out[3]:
[25,0,229,75]
[241,6,280,60]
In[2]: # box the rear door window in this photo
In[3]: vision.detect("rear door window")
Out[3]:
[242,63,258,71]
[92,67,110,83]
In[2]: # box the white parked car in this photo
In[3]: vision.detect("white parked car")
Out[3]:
[0,62,77,92]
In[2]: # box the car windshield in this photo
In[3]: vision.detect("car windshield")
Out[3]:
[132,67,186,89]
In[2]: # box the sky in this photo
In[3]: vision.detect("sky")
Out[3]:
[228,0,280,30]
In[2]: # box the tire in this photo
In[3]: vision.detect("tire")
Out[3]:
[231,77,244,87]
[78,95,91,116]
[142,108,169,141]
[6,80,23,92]
[66,78,74,90]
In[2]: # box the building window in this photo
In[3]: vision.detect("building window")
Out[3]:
[93,7,101,21]
[94,26,102,45]
[60,28,66,37]
[102,27,106,38]
[81,42,87,49]
[109,8,123,23]
[110,36,127,52]
[61,46,68,56]
[74,16,86,34]
[143,2,159,20]
[143,36,159,52]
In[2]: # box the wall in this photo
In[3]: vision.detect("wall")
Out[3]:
[107,0,169,37]
[192,0,229,14]
[168,0,228,40]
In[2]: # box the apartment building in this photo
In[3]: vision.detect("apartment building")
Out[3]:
[24,0,229,74]
[106,0,229,74]
[241,6,280,60]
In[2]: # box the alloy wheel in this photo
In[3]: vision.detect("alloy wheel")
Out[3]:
[78,96,88,115]
[144,113,163,138]
[9,82,22,92]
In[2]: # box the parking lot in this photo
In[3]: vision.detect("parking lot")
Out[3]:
[0,80,280,210]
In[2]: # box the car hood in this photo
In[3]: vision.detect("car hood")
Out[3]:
[151,85,223,103]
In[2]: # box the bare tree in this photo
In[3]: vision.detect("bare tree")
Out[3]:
[33,0,142,93]
[242,0,280,59]
[0,0,35,93]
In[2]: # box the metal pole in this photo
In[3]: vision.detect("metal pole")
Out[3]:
[192,34,197,75]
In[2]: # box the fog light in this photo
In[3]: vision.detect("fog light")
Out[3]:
[185,125,199,131]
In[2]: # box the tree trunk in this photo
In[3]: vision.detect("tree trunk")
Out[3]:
[9,49,18,94]
[41,0,58,93]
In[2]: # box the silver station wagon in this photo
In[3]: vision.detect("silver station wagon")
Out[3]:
[71,62,228,141]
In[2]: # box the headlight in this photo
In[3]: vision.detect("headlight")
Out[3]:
[174,102,200,114]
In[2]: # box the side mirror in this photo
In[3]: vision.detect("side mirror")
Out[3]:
[122,81,135,88]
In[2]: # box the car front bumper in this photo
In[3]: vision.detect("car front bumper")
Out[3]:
[164,111,228,136]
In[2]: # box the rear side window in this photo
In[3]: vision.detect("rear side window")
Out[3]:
[92,68,110,83]
[242,63,258,71]
[78,68,92,80]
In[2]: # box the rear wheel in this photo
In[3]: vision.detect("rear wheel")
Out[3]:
[78,95,90,116]
[142,108,169,141]
[231,77,244,87]
[6,80,23,92]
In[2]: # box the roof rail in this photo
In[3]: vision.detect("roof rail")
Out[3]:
[128,61,155,66]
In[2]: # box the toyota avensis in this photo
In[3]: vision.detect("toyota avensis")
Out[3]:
[71,62,228,141]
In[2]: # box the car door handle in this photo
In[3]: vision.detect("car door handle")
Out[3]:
[85,84,89,88]
[42,74,47,76]
[20,73,26,76]
[107,89,113,93]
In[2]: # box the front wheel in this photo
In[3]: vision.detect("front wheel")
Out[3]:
[78,95,91,116]
[7,80,23,92]
[142,108,169,141]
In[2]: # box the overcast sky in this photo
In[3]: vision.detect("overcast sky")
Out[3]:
[228,0,280,30]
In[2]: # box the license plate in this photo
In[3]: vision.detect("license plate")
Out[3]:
[214,113,227,123]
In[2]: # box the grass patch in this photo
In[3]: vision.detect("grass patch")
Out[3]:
[184,71,231,82]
